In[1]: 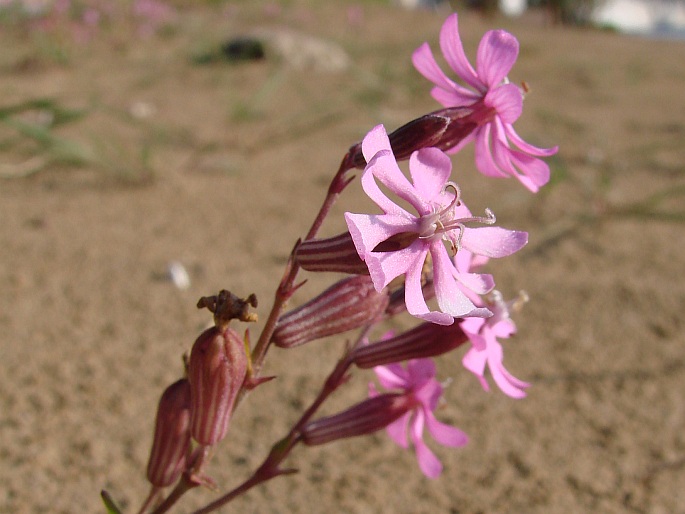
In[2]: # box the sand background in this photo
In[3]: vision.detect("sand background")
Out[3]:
[1,2,684,513]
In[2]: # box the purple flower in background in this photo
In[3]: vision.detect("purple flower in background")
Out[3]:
[370,359,468,479]
[461,290,530,398]
[344,125,527,325]
[412,13,558,192]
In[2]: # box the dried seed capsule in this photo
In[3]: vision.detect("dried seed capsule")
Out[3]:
[273,275,389,348]
[146,378,192,488]
[188,326,247,446]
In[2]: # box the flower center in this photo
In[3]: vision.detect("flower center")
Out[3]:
[418,182,496,253]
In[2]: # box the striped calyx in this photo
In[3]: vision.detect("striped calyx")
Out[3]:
[301,393,412,446]
[295,232,369,275]
[146,378,192,487]
[273,275,388,348]
[351,321,468,369]
[188,326,248,446]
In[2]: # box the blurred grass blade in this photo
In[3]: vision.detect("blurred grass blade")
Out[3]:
[0,98,87,126]
[101,490,124,514]
[0,117,95,165]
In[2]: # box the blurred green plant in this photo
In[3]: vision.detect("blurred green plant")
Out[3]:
[0,97,158,182]
[0,98,94,177]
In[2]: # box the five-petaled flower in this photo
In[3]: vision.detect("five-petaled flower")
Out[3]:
[344,124,528,325]
[412,13,558,192]
[461,289,530,398]
[370,358,468,479]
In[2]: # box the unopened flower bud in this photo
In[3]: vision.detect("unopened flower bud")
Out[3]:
[273,275,389,348]
[188,326,248,446]
[351,322,468,369]
[146,378,192,488]
[301,393,411,446]
[346,105,481,169]
[295,232,369,275]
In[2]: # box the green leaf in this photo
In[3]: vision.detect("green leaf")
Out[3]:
[101,490,124,514]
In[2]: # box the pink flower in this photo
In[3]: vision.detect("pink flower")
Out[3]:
[412,13,558,192]
[371,359,468,479]
[344,124,528,326]
[460,290,530,398]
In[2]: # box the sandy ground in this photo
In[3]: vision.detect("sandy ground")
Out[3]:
[1,2,684,513]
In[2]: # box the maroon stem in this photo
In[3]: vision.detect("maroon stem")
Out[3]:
[249,153,356,375]
[148,478,194,514]
[190,354,355,514]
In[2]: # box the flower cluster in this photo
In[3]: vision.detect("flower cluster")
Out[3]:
[118,11,557,514]
[298,12,556,477]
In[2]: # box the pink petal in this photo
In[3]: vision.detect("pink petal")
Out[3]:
[431,84,481,108]
[453,248,476,273]
[505,123,559,157]
[410,411,443,479]
[454,270,494,296]
[368,382,380,398]
[412,42,460,94]
[461,227,528,258]
[462,347,490,391]
[487,342,530,398]
[488,119,551,191]
[368,152,430,215]
[361,124,392,164]
[403,249,455,326]
[476,29,519,89]
[413,377,443,411]
[438,13,482,92]
[490,123,520,176]
[406,358,437,385]
[344,212,414,261]
[362,151,415,215]
[485,84,522,124]
[474,125,509,177]
[492,318,517,338]
[408,148,452,208]
[425,411,469,448]
[375,363,409,390]
[432,244,490,318]
[386,412,411,448]
[365,241,426,291]
[507,149,552,191]
[462,323,489,353]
